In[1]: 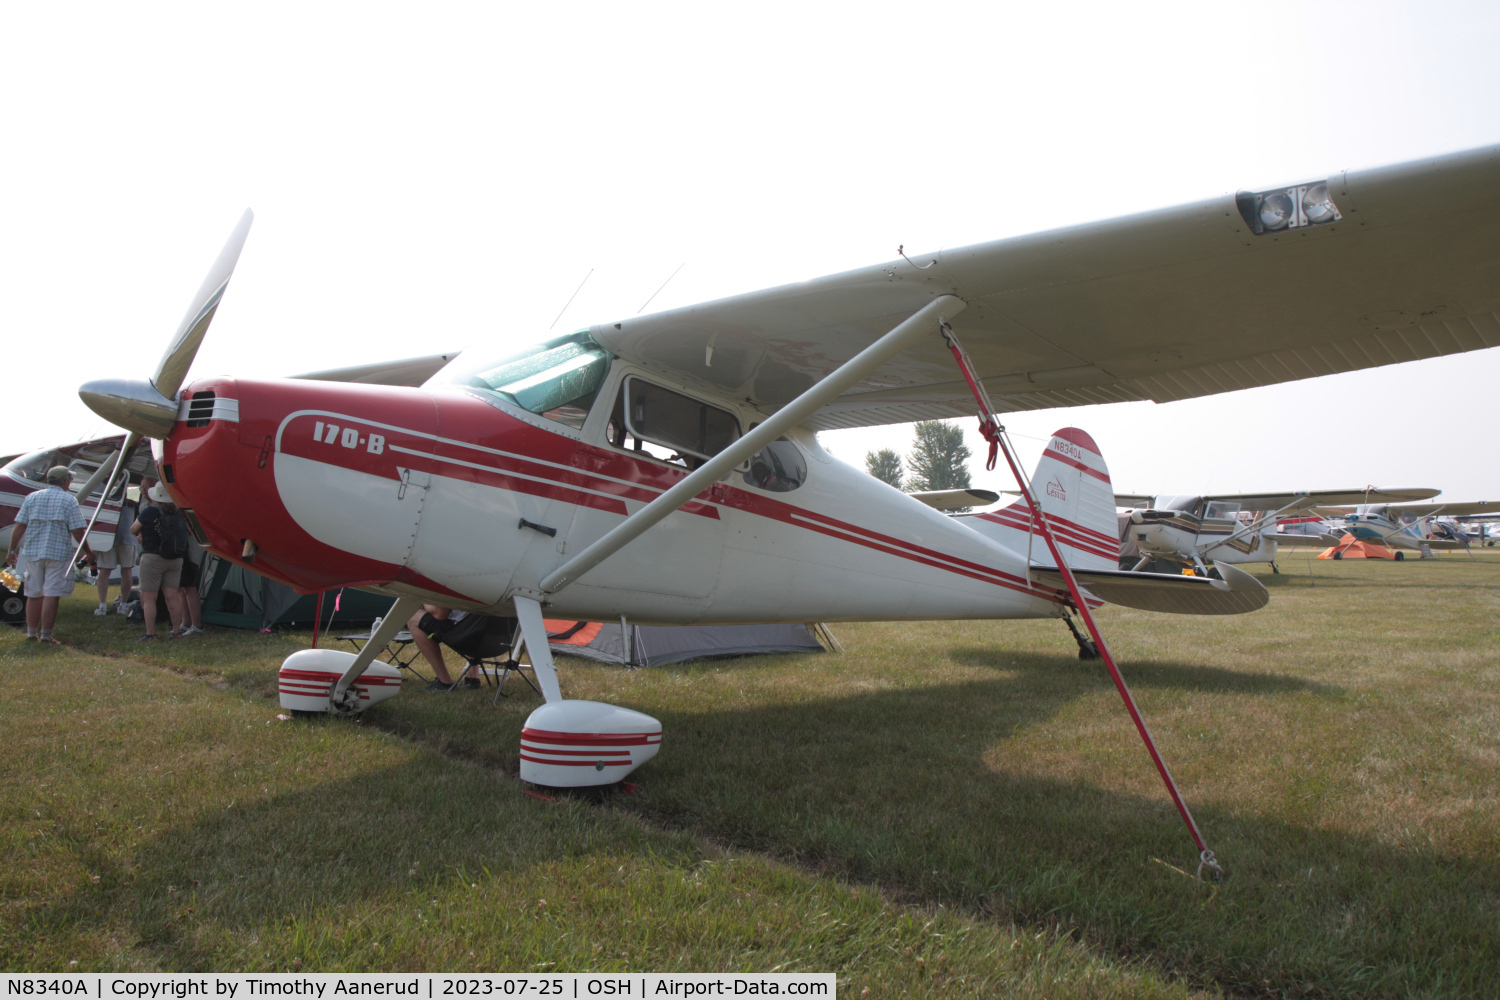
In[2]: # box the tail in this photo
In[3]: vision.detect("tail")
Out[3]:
[961,428,1119,571]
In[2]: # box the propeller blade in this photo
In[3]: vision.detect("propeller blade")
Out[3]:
[151,209,254,400]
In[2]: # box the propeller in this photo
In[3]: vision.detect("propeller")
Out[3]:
[79,210,254,439]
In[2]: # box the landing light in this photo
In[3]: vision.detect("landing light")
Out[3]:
[1236,180,1342,235]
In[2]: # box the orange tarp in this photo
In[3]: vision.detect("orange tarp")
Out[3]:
[1318,534,1397,560]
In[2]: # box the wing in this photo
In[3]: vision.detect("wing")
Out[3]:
[1387,500,1500,517]
[1113,493,1156,508]
[908,488,1002,510]
[291,352,460,387]
[1030,563,1268,616]
[592,145,1500,429]
[1202,487,1441,511]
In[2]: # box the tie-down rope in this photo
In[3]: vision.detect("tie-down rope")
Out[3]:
[940,321,1223,879]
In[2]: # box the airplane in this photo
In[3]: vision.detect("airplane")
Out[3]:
[0,436,160,566]
[1321,500,1500,558]
[68,143,1500,868]
[1097,488,1440,574]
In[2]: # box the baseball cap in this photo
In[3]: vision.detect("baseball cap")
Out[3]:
[45,466,72,484]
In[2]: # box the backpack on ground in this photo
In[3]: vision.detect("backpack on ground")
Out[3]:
[158,512,191,560]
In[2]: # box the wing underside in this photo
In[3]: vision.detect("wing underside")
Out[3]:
[592,145,1500,429]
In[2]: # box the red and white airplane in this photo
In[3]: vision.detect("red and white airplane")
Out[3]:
[75,144,1500,794]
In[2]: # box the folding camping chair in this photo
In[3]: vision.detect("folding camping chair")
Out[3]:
[337,626,427,680]
[424,614,540,700]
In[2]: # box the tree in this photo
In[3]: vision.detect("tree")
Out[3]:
[865,448,904,489]
[906,420,972,492]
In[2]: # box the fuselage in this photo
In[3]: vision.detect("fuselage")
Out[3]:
[163,362,1070,625]
[1342,507,1438,550]
[1125,503,1278,567]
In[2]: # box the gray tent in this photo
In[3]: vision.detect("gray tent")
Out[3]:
[548,620,832,667]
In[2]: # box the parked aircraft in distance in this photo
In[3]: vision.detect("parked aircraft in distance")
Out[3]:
[1107,488,1439,573]
[1323,500,1500,557]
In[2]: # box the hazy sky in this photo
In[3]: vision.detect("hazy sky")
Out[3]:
[3,2,1497,501]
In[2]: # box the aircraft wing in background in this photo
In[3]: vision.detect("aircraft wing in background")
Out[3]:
[291,352,461,387]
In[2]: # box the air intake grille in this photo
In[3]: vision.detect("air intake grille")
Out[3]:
[186,391,216,428]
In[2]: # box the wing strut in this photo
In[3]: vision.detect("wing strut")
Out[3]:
[537,295,966,595]
[942,322,1225,879]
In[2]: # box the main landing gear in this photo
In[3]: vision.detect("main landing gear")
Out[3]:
[1270,561,1280,574]
[1063,614,1100,660]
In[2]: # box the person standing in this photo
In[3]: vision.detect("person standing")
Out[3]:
[93,491,138,615]
[173,535,206,636]
[131,484,187,641]
[4,466,90,643]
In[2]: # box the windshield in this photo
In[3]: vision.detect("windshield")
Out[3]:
[428,332,612,429]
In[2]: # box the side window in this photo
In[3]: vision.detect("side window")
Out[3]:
[606,377,741,470]
[742,438,806,493]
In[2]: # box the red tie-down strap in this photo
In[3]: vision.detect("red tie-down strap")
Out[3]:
[939,322,1223,878]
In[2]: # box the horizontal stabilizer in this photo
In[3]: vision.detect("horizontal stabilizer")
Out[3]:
[1030,562,1268,616]
[909,488,1001,510]
[1272,532,1344,547]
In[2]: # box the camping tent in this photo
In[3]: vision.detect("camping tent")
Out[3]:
[546,619,830,667]
[198,554,393,629]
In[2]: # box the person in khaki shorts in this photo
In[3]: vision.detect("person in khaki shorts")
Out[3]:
[131,484,186,641]
[5,465,90,643]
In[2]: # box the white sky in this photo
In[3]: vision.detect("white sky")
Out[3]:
[2,2,1498,502]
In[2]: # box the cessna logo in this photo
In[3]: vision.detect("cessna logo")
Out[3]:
[1046,479,1067,500]
[1051,438,1085,461]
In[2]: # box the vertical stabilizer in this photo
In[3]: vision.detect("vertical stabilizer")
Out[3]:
[959,428,1120,571]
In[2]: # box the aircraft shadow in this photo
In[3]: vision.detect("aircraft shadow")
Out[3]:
[948,648,1342,697]
[628,675,1498,997]
[23,664,1494,995]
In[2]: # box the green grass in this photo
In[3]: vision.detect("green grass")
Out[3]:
[5,550,1499,996]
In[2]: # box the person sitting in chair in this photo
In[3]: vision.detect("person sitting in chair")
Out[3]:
[407,605,518,692]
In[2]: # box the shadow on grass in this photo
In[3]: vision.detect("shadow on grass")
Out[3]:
[627,676,1498,999]
[21,748,690,971]
[950,648,1344,697]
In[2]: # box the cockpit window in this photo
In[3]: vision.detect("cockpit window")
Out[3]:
[5,449,61,482]
[743,438,805,492]
[429,332,612,429]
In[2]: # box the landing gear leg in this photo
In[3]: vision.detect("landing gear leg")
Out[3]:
[1270,561,1280,574]
[1063,614,1100,660]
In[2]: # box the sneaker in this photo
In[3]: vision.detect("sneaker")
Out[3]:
[420,679,452,692]
[138,634,158,642]
[178,626,206,636]
[94,603,109,616]
[462,677,481,690]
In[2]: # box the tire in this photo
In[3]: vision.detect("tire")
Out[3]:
[1395,551,1405,561]
[1,584,24,624]
[1333,551,1343,560]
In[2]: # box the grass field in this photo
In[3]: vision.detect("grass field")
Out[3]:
[3,550,1498,997]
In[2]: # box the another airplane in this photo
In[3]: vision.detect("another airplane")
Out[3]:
[72,143,1500,815]
[1322,500,1500,558]
[1104,488,1439,574]
[0,436,157,562]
